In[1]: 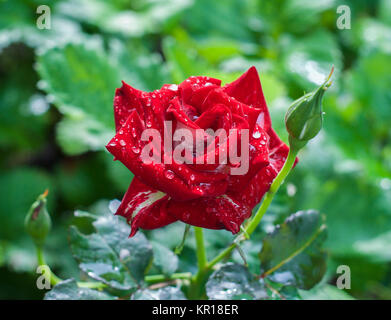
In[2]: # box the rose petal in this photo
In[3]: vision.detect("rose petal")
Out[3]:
[167,194,251,234]
[201,88,260,132]
[229,131,296,210]
[227,123,270,192]
[179,76,221,110]
[223,66,271,131]
[115,178,177,236]
[113,82,145,132]
[107,111,208,201]
[113,81,177,134]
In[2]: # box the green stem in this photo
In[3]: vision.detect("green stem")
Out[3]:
[144,272,192,284]
[189,227,209,299]
[36,246,62,286]
[77,281,107,289]
[36,245,108,289]
[194,227,207,270]
[206,148,298,270]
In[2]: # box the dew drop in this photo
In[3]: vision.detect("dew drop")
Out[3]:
[164,170,175,180]
[252,131,261,139]
[168,84,178,91]
[119,140,126,146]
[132,146,140,154]
[183,212,190,221]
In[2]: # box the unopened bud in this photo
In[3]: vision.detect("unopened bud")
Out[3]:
[25,190,51,247]
[285,66,334,150]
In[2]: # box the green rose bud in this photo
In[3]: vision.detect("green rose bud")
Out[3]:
[25,190,51,247]
[285,66,334,151]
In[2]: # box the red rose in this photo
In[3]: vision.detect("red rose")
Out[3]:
[106,67,291,236]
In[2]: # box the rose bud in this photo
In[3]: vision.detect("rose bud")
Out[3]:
[285,66,334,150]
[25,189,51,247]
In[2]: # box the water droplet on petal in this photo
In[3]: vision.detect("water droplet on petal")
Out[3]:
[131,146,140,154]
[168,84,178,91]
[183,212,190,221]
[252,131,261,139]
[164,170,175,179]
[119,140,126,146]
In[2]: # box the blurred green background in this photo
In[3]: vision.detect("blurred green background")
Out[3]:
[0,0,390,299]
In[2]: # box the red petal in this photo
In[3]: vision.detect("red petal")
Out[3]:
[108,112,230,201]
[116,178,177,237]
[179,76,221,110]
[201,88,260,132]
[229,130,296,210]
[167,195,251,234]
[223,66,271,131]
[113,82,145,132]
[227,123,270,192]
[113,81,177,134]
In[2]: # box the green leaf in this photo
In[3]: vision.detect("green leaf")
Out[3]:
[163,37,210,83]
[151,241,178,277]
[264,281,302,300]
[45,279,114,300]
[258,0,336,35]
[353,231,391,263]
[131,286,186,300]
[92,214,153,282]
[109,40,171,92]
[259,210,327,290]
[69,212,153,288]
[57,0,192,37]
[281,30,342,89]
[299,284,355,300]
[182,0,253,41]
[69,226,136,290]
[206,263,267,300]
[0,46,50,152]
[37,43,119,155]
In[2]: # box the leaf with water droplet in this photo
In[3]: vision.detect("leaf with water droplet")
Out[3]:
[92,213,153,282]
[259,210,327,290]
[151,241,179,276]
[131,286,186,300]
[44,279,115,300]
[206,263,267,300]
[69,212,153,290]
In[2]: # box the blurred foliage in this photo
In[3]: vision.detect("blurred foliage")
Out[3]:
[0,0,390,299]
